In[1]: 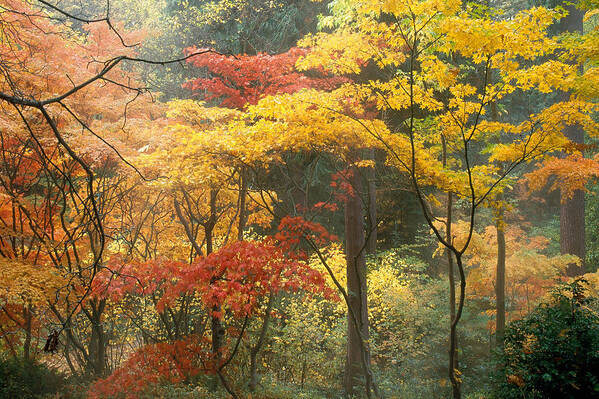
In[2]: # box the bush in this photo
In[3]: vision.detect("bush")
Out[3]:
[0,357,67,398]
[495,278,599,399]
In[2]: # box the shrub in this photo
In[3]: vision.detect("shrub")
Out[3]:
[0,357,66,399]
[496,278,599,398]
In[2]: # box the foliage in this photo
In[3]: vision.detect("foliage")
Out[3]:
[0,358,66,399]
[283,0,599,211]
[267,294,345,388]
[444,219,578,327]
[94,222,334,314]
[184,47,345,108]
[2,0,599,398]
[0,258,64,307]
[88,335,209,399]
[275,2,599,395]
[263,248,492,397]
[495,279,599,398]
[158,237,333,316]
[124,0,326,99]
[0,0,158,373]
[526,153,599,202]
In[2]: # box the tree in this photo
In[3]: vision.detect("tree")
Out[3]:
[90,226,333,398]
[245,86,384,396]
[446,218,576,327]
[0,0,213,376]
[184,47,344,109]
[263,1,599,396]
[179,47,355,392]
[557,1,586,276]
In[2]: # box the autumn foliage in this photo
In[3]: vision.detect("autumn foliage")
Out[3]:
[88,218,335,396]
[3,0,599,398]
[184,47,345,108]
[95,237,332,313]
[526,153,599,202]
[88,335,209,399]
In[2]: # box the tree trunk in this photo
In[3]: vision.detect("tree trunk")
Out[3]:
[23,305,32,361]
[443,136,458,377]
[249,350,259,392]
[88,300,106,376]
[290,158,306,214]
[559,3,585,276]
[495,214,506,345]
[446,192,459,375]
[449,254,466,399]
[365,148,377,254]
[561,188,585,276]
[206,189,225,391]
[249,294,274,392]
[210,308,224,363]
[343,164,370,397]
[238,168,248,241]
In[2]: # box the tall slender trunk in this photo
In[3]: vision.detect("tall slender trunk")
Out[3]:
[440,134,465,398]
[290,159,306,214]
[495,213,506,345]
[249,294,274,392]
[343,164,371,397]
[446,192,458,373]
[301,359,307,388]
[365,148,377,254]
[23,305,32,361]
[449,254,466,399]
[558,3,585,275]
[238,168,248,241]
[443,134,459,388]
[206,189,225,391]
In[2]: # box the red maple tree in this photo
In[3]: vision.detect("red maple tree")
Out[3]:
[183,47,345,109]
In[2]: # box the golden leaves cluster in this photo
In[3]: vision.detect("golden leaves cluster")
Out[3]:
[0,258,64,306]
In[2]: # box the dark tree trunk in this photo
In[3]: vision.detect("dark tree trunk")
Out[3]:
[249,295,274,392]
[443,136,458,376]
[365,148,377,254]
[446,192,458,374]
[249,349,259,392]
[449,255,466,399]
[290,159,306,214]
[343,164,370,397]
[495,215,506,345]
[23,306,32,361]
[88,300,106,376]
[238,168,248,241]
[558,4,585,275]
[210,308,224,360]
[205,189,225,391]
[561,188,585,276]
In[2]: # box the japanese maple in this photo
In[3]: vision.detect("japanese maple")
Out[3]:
[184,47,345,109]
